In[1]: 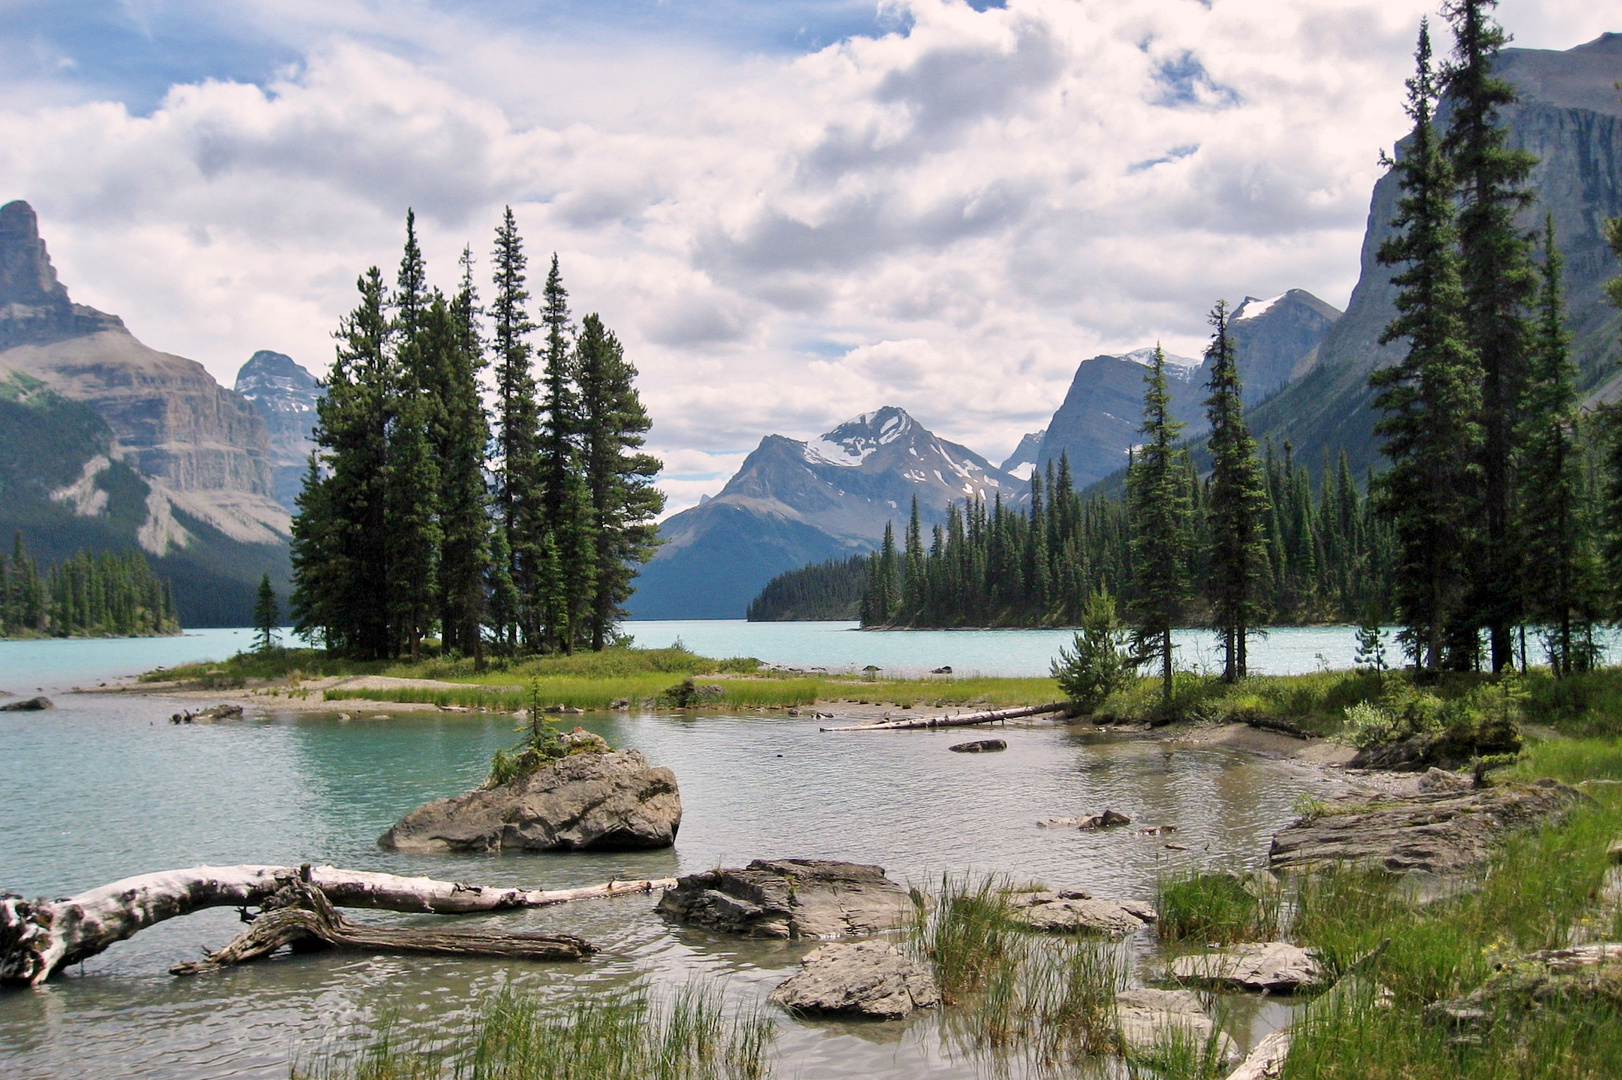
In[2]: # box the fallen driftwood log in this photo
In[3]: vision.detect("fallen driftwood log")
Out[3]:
[1,863,674,987]
[171,878,592,975]
[821,702,1067,732]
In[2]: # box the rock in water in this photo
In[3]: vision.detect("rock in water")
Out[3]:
[1169,942,1323,992]
[769,940,940,1019]
[1113,988,1241,1066]
[1006,889,1156,935]
[949,739,1006,753]
[1269,780,1582,876]
[657,858,912,938]
[0,696,53,712]
[378,748,680,853]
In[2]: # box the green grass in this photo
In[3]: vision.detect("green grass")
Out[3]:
[1154,870,1282,945]
[1509,735,1622,786]
[292,980,774,1080]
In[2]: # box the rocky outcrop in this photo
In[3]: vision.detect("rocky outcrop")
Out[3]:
[1269,780,1582,875]
[656,858,913,938]
[949,738,1006,753]
[0,201,123,351]
[0,695,53,712]
[1113,988,1241,1066]
[1347,721,1520,772]
[1006,889,1156,935]
[1427,943,1622,1037]
[1169,942,1323,993]
[769,940,940,1018]
[378,748,681,853]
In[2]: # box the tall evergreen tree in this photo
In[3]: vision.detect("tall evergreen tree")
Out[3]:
[1202,300,1271,681]
[1127,345,1193,705]
[1442,0,1538,671]
[1599,214,1622,620]
[539,254,576,526]
[575,313,664,648]
[385,387,441,660]
[1369,21,1482,673]
[1519,216,1595,673]
[490,207,540,651]
[434,254,493,661]
[253,573,280,653]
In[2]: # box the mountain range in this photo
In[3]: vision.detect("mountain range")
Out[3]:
[0,199,298,625]
[639,33,1622,620]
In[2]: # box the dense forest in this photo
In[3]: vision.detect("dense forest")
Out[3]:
[291,210,662,662]
[747,555,869,621]
[0,533,180,638]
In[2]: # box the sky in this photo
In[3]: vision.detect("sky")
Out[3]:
[0,0,1613,515]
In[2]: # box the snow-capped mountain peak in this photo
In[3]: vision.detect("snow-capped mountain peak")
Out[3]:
[1234,293,1286,321]
[802,405,916,467]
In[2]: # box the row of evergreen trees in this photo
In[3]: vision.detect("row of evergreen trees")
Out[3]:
[291,209,662,661]
[1371,2,1622,677]
[849,345,1394,638]
[0,534,179,638]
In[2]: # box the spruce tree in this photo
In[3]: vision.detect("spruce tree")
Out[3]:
[1519,215,1596,674]
[1202,300,1271,681]
[574,313,664,649]
[253,573,280,653]
[490,207,540,650]
[1369,21,1481,674]
[539,254,576,526]
[1442,0,1538,671]
[1127,345,1192,706]
[385,387,441,660]
[1599,213,1622,619]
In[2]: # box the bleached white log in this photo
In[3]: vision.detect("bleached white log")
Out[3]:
[1,864,674,987]
[820,702,1066,731]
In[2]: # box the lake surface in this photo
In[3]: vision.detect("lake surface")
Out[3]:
[0,622,1476,1078]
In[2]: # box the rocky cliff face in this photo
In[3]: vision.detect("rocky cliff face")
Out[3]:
[631,407,1026,618]
[1038,290,1341,490]
[235,350,321,511]
[1245,33,1622,479]
[0,200,288,552]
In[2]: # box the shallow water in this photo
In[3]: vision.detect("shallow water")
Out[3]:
[0,676,1333,1078]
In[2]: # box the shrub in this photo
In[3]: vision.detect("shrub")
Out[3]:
[1050,587,1136,713]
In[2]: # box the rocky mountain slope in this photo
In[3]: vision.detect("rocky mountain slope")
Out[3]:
[630,407,1025,619]
[1037,290,1341,490]
[1244,33,1622,479]
[999,430,1045,480]
[0,200,292,624]
[235,349,321,512]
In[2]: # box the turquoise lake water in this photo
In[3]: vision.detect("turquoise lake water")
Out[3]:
[0,620,1593,1078]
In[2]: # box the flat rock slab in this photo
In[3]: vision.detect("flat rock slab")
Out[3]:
[1037,810,1131,829]
[1007,889,1156,935]
[657,858,912,939]
[1169,942,1322,992]
[1269,780,1581,876]
[769,940,940,1019]
[1114,988,1240,1066]
[0,696,53,712]
[949,739,1006,753]
[378,748,680,854]
[1427,942,1622,1035]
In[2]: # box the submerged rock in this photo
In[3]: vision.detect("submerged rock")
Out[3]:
[1113,988,1241,1066]
[1037,809,1131,830]
[379,748,680,853]
[656,858,912,938]
[769,940,939,1019]
[1269,780,1582,876]
[1006,889,1156,935]
[1169,942,1323,992]
[949,738,1006,753]
[0,695,53,712]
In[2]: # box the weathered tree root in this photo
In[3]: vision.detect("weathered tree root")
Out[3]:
[170,881,593,975]
[2,863,672,987]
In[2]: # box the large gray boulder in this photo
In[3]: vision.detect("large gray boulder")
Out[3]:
[1006,889,1156,935]
[656,858,913,938]
[769,940,940,1019]
[378,748,680,853]
[1114,988,1241,1066]
[1169,942,1322,993]
[1269,780,1581,876]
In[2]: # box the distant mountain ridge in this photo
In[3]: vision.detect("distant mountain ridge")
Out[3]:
[629,406,1026,619]
[235,349,321,512]
[0,199,293,624]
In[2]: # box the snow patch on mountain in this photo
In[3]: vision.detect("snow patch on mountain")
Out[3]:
[1234,293,1285,321]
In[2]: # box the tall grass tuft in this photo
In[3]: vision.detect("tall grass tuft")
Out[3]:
[292,981,775,1080]
[1154,870,1282,944]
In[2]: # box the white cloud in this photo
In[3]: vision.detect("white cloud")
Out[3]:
[0,0,1604,517]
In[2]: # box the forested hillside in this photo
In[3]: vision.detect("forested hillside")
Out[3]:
[746,555,868,621]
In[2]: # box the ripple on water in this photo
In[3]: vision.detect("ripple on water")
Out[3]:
[0,696,1326,1079]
